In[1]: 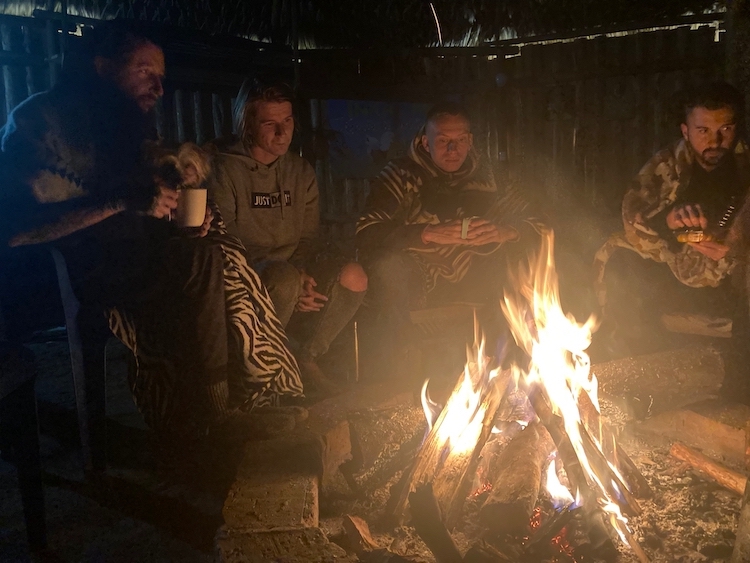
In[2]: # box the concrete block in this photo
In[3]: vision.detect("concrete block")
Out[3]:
[223,472,318,531]
[215,526,356,563]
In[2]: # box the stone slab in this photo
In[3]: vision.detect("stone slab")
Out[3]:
[300,382,414,491]
[223,473,318,531]
[215,526,357,563]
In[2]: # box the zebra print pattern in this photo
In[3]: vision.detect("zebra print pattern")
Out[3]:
[358,130,542,292]
[108,204,303,433]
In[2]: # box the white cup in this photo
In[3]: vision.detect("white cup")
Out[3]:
[174,188,207,228]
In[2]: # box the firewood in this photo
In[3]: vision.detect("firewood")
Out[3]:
[479,422,555,535]
[669,441,747,495]
[523,504,579,558]
[463,540,514,562]
[527,384,642,517]
[342,514,378,555]
[442,371,510,529]
[527,387,595,504]
[389,368,509,526]
[578,391,653,499]
[731,479,750,562]
[408,483,463,563]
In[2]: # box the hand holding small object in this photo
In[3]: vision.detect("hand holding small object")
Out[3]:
[688,240,730,261]
[667,204,707,231]
[422,217,516,246]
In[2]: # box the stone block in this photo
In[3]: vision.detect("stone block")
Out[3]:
[223,472,318,531]
[215,526,357,563]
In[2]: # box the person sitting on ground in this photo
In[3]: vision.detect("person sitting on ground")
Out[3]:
[592,81,750,398]
[356,101,543,371]
[0,21,303,441]
[207,78,368,394]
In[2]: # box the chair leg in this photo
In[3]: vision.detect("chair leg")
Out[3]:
[50,247,108,473]
[0,378,47,551]
[81,330,108,473]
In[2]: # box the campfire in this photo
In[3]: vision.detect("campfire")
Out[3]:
[385,230,653,562]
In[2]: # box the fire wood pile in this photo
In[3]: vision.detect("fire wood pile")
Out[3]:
[379,232,654,562]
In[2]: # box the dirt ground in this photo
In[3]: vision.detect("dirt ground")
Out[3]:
[2,319,745,563]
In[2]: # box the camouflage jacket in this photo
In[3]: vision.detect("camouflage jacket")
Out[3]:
[594,138,750,306]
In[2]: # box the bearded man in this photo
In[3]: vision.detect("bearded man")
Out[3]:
[0,21,303,441]
[593,82,750,399]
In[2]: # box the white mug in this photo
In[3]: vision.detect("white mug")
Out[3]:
[174,188,207,228]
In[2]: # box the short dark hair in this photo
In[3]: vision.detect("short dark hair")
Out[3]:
[233,77,294,143]
[681,81,744,123]
[425,101,471,129]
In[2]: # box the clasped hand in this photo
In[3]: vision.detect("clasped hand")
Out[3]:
[421,218,518,246]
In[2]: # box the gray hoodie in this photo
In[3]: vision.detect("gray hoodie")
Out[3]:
[207,137,319,268]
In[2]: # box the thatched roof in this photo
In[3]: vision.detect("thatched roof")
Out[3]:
[3,0,724,47]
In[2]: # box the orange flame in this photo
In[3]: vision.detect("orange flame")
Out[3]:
[502,230,642,556]
[420,335,500,456]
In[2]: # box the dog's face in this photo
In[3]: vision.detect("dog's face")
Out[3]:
[145,142,211,190]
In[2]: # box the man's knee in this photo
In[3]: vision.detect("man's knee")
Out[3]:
[258,261,301,304]
[368,251,412,285]
[338,262,368,292]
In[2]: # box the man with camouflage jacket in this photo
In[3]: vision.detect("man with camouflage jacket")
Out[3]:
[594,82,750,399]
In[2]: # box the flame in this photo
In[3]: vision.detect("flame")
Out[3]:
[421,379,442,431]
[502,230,638,554]
[544,456,575,510]
[419,335,500,457]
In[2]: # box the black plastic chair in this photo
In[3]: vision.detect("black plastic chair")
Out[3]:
[0,245,110,551]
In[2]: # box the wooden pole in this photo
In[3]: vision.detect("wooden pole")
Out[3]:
[670,442,747,495]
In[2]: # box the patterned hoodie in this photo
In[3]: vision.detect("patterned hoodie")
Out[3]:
[357,127,543,291]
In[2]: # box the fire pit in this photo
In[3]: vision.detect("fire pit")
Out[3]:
[216,230,743,563]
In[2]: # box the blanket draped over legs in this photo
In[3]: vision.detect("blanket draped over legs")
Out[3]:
[105,218,303,436]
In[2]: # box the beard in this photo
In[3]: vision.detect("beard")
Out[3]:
[692,145,730,169]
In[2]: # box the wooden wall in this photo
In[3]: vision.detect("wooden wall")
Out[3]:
[301,19,726,231]
[0,12,726,231]
[504,25,724,216]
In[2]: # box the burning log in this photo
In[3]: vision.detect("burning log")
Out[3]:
[669,441,747,495]
[343,514,379,555]
[408,483,463,563]
[578,392,653,499]
[479,422,555,535]
[389,367,510,526]
[523,504,579,558]
[526,384,642,517]
[463,540,515,562]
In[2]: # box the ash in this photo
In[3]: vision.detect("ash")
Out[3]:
[322,397,741,562]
